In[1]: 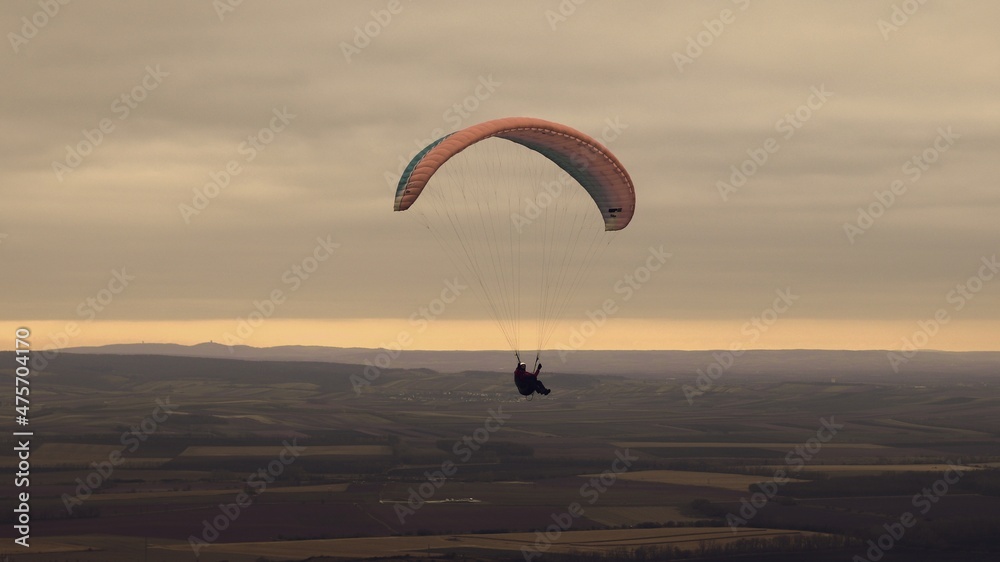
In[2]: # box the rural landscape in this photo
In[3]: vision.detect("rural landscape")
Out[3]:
[2,346,999,561]
[4,2,999,561]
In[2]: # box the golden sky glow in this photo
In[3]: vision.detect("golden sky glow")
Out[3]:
[2,1,998,352]
[4,318,998,352]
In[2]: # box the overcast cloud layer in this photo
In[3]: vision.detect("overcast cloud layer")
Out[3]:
[1,1,998,350]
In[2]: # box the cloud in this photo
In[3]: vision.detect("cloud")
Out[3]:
[2,0,998,349]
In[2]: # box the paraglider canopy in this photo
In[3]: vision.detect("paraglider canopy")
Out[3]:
[395,117,635,230]
[394,116,636,358]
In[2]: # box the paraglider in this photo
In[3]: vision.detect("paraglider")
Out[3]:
[394,117,635,396]
[514,361,549,397]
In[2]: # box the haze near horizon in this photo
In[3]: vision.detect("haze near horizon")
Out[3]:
[2,1,998,352]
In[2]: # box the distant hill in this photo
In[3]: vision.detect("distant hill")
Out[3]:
[20,351,369,393]
[58,342,1000,382]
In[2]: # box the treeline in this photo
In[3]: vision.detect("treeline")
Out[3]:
[687,498,730,518]
[392,444,685,482]
[782,469,1000,498]
[498,533,857,562]
[162,455,392,475]
[892,515,1000,551]
[16,428,384,450]
[397,453,776,478]
[684,499,1000,554]
[434,439,534,457]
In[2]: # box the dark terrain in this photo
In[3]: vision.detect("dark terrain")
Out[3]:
[1,349,998,561]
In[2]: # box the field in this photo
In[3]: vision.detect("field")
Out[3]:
[764,463,985,478]
[588,469,806,491]
[612,442,889,449]
[177,445,393,457]
[0,443,172,469]
[1,351,998,561]
[156,527,824,559]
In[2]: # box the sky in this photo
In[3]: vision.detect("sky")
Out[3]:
[1,0,998,352]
